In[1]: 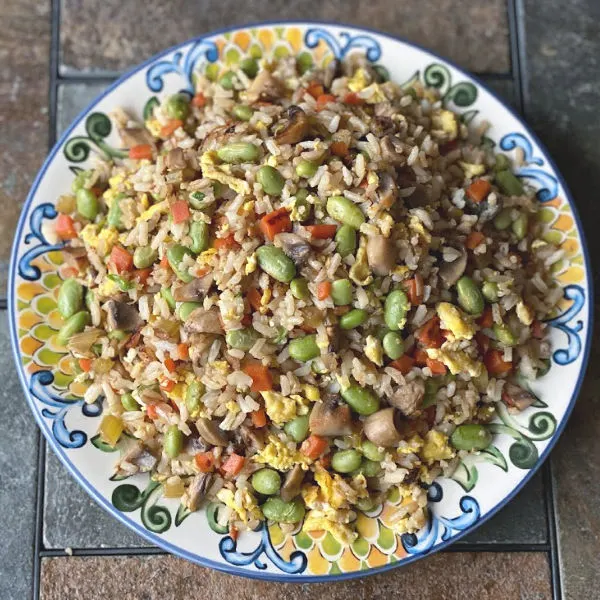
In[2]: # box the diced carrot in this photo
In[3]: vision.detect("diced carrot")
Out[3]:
[306,82,324,99]
[466,179,491,203]
[160,378,175,392]
[55,214,78,240]
[241,313,252,327]
[343,92,363,105]
[405,274,424,305]
[214,233,240,250]
[299,323,316,334]
[164,358,176,373]
[259,207,291,241]
[466,231,485,250]
[359,177,369,189]
[316,281,331,301]
[129,144,153,160]
[192,92,206,107]
[146,404,158,420]
[475,331,490,355]
[171,199,190,224]
[301,435,328,460]
[319,453,331,469]
[306,224,337,239]
[221,453,245,477]
[78,358,93,373]
[133,267,152,285]
[160,254,169,269]
[90,186,104,197]
[248,288,262,312]
[110,245,134,273]
[389,355,415,374]
[196,265,211,277]
[251,409,267,428]
[330,141,349,157]
[316,94,336,111]
[62,266,80,279]
[532,320,544,339]
[477,306,494,329]
[177,343,189,360]
[195,451,214,472]
[160,119,183,137]
[242,363,273,392]
[413,349,429,367]
[426,357,447,375]
[484,349,513,376]
[415,316,444,349]
[229,524,239,541]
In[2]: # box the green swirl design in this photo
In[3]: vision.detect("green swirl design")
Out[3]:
[112,480,172,533]
[90,434,118,453]
[445,82,478,107]
[528,412,557,439]
[63,112,127,163]
[508,438,538,469]
[143,96,159,122]
[175,504,192,527]
[112,482,146,511]
[207,502,229,534]
[423,63,451,96]
[143,502,172,533]
[423,63,478,108]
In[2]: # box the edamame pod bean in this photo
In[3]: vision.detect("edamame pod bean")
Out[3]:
[296,52,313,75]
[493,322,517,346]
[256,246,296,282]
[382,331,405,360]
[261,497,305,523]
[257,165,285,196]
[339,308,368,329]
[251,468,281,495]
[482,281,499,303]
[296,159,318,178]
[450,424,492,451]
[239,57,259,78]
[284,415,310,442]
[107,195,123,229]
[361,440,385,462]
[57,311,90,346]
[341,384,380,415]
[108,329,128,341]
[356,496,376,512]
[384,290,409,331]
[331,449,362,473]
[293,196,311,222]
[218,71,236,90]
[290,277,310,300]
[335,224,357,258]
[288,335,320,362]
[167,244,194,282]
[512,212,528,240]
[232,104,254,121]
[58,278,84,319]
[76,188,98,220]
[331,279,352,306]
[161,287,176,310]
[456,276,484,315]
[189,221,209,254]
[164,425,184,458]
[495,170,524,196]
[185,380,204,416]
[71,170,91,193]
[493,207,513,230]
[133,245,157,269]
[188,191,207,210]
[121,392,138,412]
[165,93,190,121]
[326,196,365,229]
[360,459,382,477]
[494,154,511,172]
[217,142,259,164]
[178,301,203,321]
[226,328,260,351]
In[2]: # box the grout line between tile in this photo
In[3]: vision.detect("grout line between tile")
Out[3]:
[544,462,563,600]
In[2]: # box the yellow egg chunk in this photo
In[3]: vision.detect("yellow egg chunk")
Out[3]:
[436,302,476,340]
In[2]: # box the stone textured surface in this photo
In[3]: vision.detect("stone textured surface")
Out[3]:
[0,0,50,297]
[60,0,509,75]
[0,316,38,599]
[56,83,109,136]
[40,553,552,600]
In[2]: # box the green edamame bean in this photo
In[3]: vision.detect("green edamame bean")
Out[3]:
[341,384,380,416]
[133,246,157,269]
[71,170,91,193]
[161,287,176,310]
[58,278,84,319]
[295,188,309,202]
[188,191,207,210]
[239,57,259,78]
[284,415,310,442]
[108,329,128,342]
[257,165,285,196]
[178,301,203,321]
[256,246,296,283]
[165,93,190,121]
[167,244,194,282]
[251,468,281,495]
[326,195,365,229]
[331,449,363,473]
[356,496,376,512]
[335,224,357,258]
[450,424,492,451]
[290,277,310,300]
[331,279,353,306]
[232,104,254,121]
[296,159,318,179]
[262,497,305,523]
[226,328,260,351]
[185,380,205,416]
[482,281,499,303]
[361,440,385,462]
[456,276,485,315]
[57,311,90,346]
[218,71,236,90]
[189,221,209,254]
[493,322,517,346]
[382,331,405,360]
[495,169,524,196]
[107,194,124,229]
[76,188,98,220]
[121,392,138,412]
[217,142,260,164]
[493,207,513,230]
[288,335,320,362]
[359,459,382,478]
[297,52,314,75]
[164,425,184,458]
[339,308,368,329]
[384,290,409,331]
[512,212,528,240]
[494,154,511,172]
[293,196,311,222]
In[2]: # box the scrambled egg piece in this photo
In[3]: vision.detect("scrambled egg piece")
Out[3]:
[397,435,424,455]
[226,400,241,416]
[459,162,486,179]
[421,430,455,464]
[364,335,383,366]
[437,302,476,340]
[196,248,217,271]
[427,344,483,377]
[166,382,186,405]
[385,485,428,534]
[516,301,534,326]
[409,215,432,243]
[432,110,458,139]
[216,488,262,524]
[303,468,367,510]
[348,68,370,92]
[245,252,257,275]
[360,83,386,104]
[138,200,168,222]
[96,277,119,298]
[200,151,250,195]
[349,237,373,286]
[80,224,119,256]
[302,509,357,545]
[303,384,320,401]
[145,118,162,137]
[261,391,299,424]
[255,435,311,471]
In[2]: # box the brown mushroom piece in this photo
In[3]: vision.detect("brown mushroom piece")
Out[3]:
[274,232,311,266]
[236,424,265,452]
[274,105,310,145]
[165,147,187,170]
[502,382,536,412]
[404,183,431,209]
[309,398,353,437]
[195,418,229,447]
[115,441,157,476]
[377,172,398,208]
[105,300,143,332]
[388,379,425,417]
[438,246,467,288]
[183,473,213,512]
[380,135,404,166]
[363,407,402,447]
[371,116,395,137]
[280,465,305,502]
[183,307,224,335]
[246,68,283,103]
[118,126,155,148]
[366,234,397,276]
[172,274,214,302]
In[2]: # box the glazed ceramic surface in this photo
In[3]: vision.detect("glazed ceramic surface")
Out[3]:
[9,22,591,581]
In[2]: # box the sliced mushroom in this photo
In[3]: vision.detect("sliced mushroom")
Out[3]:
[388,379,425,417]
[502,382,536,412]
[115,442,157,476]
[236,424,265,452]
[172,274,213,302]
[366,234,397,276]
[309,398,353,437]
[61,245,88,269]
[67,328,103,356]
[371,116,395,137]
[280,464,305,502]
[165,147,187,170]
[246,69,283,103]
[377,172,398,208]
[105,300,143,332]
[118,126,155,148]
[183,307,224,335]
[404,183,431,208]
[380,135,404,166]
[183,473,213,512]
[364,408,402,447]
[274,232,311,266]
[438,246,467,288]
[196,418,229,446]
[274,105,310,145]
[184,435,210,455]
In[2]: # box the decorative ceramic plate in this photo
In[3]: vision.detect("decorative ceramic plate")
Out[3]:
[9,22,592,581]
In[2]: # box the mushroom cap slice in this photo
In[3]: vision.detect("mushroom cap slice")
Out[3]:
[280,464,305,502]
[363,407,402,447]
[309,398,353,437]
[439,246,467,288]
[105,300,143,332]
[195,418,228,446]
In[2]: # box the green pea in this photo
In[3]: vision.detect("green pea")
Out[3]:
[121,392,138,412]
[58,278,84,319]
[185,380,205,416]
[493,322,517,346]
[57,311,90,346]
[296,159,318,179]
[493,207,513,230]
[450,424,492,451]
[326,195,365,229]
[189,221,209,254]
[356,496,377,512]
[232,104,254,121]
[290,277,310,300]
[296,52,314,75]
[257,165,285,196]
[288,334,320,362]
[188,191,207,210]
[361,440,385,462]
[217,142,260,164]
[482,281,499,303]
[382,331,405,360]
[226,328,260,351]
[108,329,128,341]
[71,170,91,193]
[251,468,281,495]
[239,57,259,78]
[284,415,310,442]
[512,212,528,240]
[331,279,353,306]
[494,154,511,172]
[167,244,194,282]
[331,449,363,473]
[161,287,176,310]
[165,93,190,121]
[339,308,368,330]
[178,301,203,321]
[133,246,157,269]
[359,458,382,478]
[256,246,296,283]
[341,384,380,416]
[422,379,441,407]
[164,425,184,458]
[262,496,305,523]
[335,224,357,258]
[495,169,524,196]
[218,71,236,90]
[76,188,98,220]
[456,276,485,315]
[384,290,409,331]
[107,194,124,229]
